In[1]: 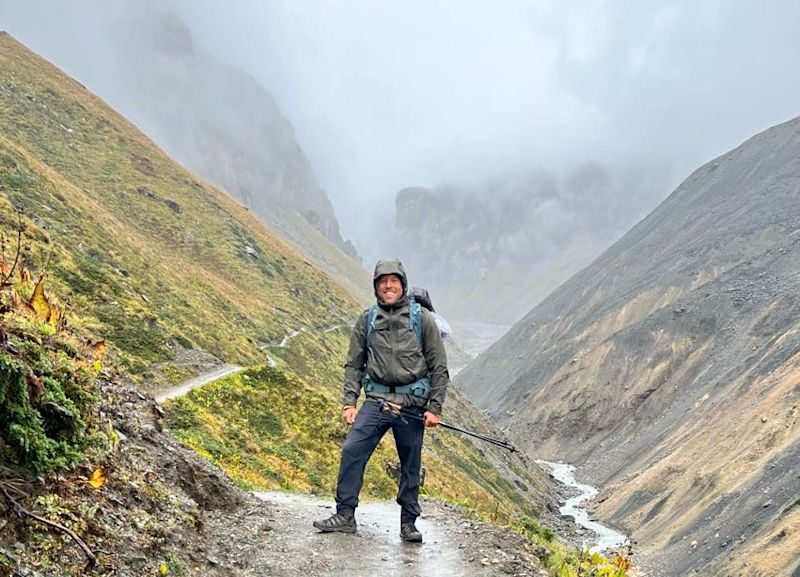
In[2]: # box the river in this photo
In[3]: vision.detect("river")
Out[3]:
[536,460,629,553]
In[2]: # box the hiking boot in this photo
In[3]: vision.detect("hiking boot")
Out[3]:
[313,513,357,533]
[400,521,422,543]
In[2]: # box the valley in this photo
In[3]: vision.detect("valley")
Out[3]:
[2,5,799,575]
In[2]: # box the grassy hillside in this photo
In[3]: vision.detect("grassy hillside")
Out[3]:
[0,31,360,379]
[0,31,573,575]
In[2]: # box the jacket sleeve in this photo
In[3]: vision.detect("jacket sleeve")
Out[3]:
[421,309,449,415]
[342,311,369,407]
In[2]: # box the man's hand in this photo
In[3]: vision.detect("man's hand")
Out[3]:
[423,411,440,428]
[343,406,358,426]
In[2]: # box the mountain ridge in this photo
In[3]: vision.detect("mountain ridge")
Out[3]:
[393,164,668,325]
[457,115,800,576]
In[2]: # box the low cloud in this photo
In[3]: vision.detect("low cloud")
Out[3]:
[2,1,799,263]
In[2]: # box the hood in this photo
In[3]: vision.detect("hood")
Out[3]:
[373,259,408,299]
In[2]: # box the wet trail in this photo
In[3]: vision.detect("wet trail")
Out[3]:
[250,491,544,577]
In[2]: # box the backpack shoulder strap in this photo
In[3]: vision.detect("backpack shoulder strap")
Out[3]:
[365,305,379,359]
[409,300,424,348]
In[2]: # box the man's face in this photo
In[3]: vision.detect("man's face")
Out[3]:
[377,274,403,305]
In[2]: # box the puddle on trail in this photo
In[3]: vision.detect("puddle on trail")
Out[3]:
[536,461,628,553]
[254,491,472,577]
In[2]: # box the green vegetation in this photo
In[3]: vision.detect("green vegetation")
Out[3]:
[514,517,632,577]
[0,33,361,379]
[163,552,186,576]
[167,363,398,497]
[161,364,196,386]
[0,262,110,474]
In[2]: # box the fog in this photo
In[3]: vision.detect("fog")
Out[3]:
[2,0,800,264]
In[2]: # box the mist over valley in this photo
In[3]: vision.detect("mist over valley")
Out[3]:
[2,2,800,575]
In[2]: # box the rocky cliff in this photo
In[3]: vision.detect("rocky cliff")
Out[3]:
[393,165,665,324]
[456,117,800,576]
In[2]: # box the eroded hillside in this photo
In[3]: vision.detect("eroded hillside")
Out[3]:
[457,117,800,576]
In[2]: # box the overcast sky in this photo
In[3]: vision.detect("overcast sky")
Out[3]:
[2,1,800,256]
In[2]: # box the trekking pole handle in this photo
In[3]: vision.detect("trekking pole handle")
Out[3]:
[389,404,517,452]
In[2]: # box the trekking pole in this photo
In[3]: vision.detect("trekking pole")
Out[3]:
[380,401,517,452]
[436,420,517,452]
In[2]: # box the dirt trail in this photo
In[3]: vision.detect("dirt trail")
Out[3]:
[155,324,344,402]
[154,364,243,403]
[228,491,550,577]
[259,327,306,351]
[149,352,555,576]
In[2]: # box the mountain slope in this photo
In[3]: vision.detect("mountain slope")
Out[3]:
[0,31,362,374]
[457,117,800,576]
[46,11,369,303]
[0,32,562,575]
[110,12,368,301]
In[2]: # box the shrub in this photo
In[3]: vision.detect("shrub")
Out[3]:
[0,348,86,473]
[518,514,556,542]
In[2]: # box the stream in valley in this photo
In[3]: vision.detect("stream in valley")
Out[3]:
[536,460,629,553]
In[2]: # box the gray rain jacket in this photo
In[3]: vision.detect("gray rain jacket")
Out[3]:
[342,259,449,415]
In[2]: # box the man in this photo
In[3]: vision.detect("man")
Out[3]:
[313,259,449,543]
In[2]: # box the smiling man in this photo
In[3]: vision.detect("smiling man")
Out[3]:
[313,259,450,543]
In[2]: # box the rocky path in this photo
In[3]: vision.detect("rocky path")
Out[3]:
[259,327,307,351]
[151,364,552,577]
[201,491,550,577]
